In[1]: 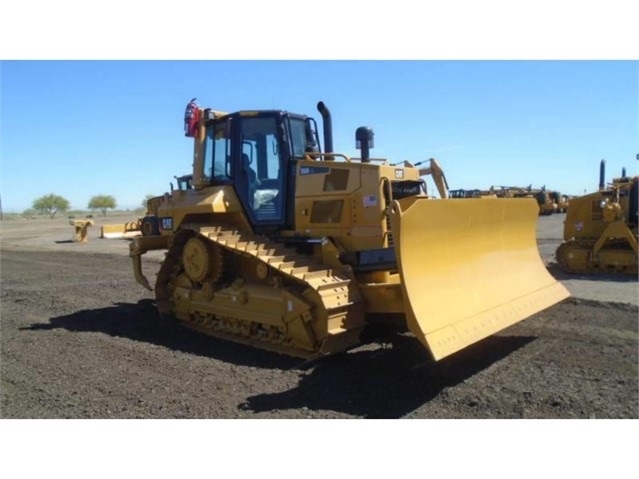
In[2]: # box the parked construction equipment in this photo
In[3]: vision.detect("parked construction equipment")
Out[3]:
[450,185,566,215]
[100,220,141,239]
[549,191,569,213]
[70,219,94,243]
[128,99,569,361]
[100,175,193,239]
[556,160,638,275]
[495,186,558,215]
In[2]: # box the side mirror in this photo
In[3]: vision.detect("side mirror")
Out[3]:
[304,118,321,153]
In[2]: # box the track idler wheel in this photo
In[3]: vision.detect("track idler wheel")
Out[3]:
[182,236,224,283]
[556,240,590,274]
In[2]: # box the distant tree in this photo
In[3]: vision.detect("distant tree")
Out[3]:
[32,194,70,218]
[22,208,37,219]
[88,195,117,216]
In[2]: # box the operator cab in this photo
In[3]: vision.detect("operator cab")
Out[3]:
[175,174,193,191]
[202,110,320,229]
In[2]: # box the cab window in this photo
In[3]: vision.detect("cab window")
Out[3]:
[204,119,232,182]
[239,116,284,222]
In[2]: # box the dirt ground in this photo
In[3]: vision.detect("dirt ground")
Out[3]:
[1,213,637,420]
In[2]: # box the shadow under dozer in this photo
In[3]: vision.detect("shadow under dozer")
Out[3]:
[23,299,535,417]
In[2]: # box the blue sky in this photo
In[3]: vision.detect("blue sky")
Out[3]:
[1,60,636,212]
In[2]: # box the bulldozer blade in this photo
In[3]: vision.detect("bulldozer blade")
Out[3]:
[388,197,570,361]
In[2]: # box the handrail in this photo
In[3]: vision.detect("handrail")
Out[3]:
[303,152,352,162]
[381,176,394,206]
[379,176,394,246]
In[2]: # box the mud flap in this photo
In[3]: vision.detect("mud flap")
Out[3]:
[388,197,570,361]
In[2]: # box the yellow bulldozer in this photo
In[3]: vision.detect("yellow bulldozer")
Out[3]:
[533,189,559,215]
[138,175,193,236]
[549,191,569,213]
[493,186,558,215]
[556,160,638,275]
[101,174,194,239]
[129,99,569,361]
[450,186,565,215]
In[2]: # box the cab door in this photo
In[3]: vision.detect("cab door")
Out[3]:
[235,114,286,226]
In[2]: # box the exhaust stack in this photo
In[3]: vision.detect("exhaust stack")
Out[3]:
[599,159,606,191]
[316,101,333,154]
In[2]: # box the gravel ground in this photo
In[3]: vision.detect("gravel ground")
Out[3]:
[1,213,636,419]
[1,213,637,476]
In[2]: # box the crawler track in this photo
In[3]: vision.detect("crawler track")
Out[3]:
[154,225,365,358]
[556,239,638,275]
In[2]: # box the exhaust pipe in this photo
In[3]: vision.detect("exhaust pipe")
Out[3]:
[599,159,606,191]
[316,101,333,154]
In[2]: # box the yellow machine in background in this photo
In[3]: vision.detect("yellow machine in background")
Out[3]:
[494,186,558,215]
[533,189,558,215]
[129,100,569,361]
[70,219,94,242]
[100,220,141,239]
[556,160,638,275]
[550,191,569,213]
[451,185,563,215]
[100,174,193,239]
